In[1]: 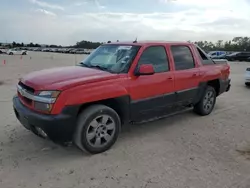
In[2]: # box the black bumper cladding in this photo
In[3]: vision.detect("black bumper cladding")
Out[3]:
[219,78,231,94]
[12,96,79,142]
[226,80,231,92]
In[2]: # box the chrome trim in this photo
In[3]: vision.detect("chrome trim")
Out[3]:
[17,84,56,104]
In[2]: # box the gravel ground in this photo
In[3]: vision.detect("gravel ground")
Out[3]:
[0,52,250,188]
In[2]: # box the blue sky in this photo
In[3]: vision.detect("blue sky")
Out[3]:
[1,0,250,45]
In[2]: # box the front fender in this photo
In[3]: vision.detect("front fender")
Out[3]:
[52,83,129,114]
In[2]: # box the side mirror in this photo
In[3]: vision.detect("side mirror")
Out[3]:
[135,64,155,76]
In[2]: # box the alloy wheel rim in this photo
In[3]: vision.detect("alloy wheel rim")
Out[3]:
[203,91,215,112]
[86,115,116,148]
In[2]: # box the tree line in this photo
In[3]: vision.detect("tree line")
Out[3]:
[1,37,250,51]
[0,42,59,48]
[191,36,250,52]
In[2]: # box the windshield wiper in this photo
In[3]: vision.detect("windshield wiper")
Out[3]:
[79,62,90,67]
[79,62,107,71]
[89,65,108,71]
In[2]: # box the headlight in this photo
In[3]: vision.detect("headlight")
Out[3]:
[38,91,60,98]
[34,91,60,113]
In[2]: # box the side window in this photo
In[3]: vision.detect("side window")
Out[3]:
[137,46,169,73]
[196,47,214,65]
[171,46,195,70]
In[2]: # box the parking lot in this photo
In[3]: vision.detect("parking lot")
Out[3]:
[0,52,250,188]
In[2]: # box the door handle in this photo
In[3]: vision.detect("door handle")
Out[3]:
[192,73,199,77]
[167,77,173,80]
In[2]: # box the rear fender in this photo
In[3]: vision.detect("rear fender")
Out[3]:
[200,66,223,82]
[193,68,222,104]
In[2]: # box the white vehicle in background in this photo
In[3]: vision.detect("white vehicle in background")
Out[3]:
[7,48,27,55]
[0,48,7,54]
[245,67,250,86]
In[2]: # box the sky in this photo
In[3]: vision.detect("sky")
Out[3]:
[0,0,250,45]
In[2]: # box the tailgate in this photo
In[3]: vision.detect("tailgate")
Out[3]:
[213,59,228,64]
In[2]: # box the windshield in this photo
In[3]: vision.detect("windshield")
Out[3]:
[79,44,141,73]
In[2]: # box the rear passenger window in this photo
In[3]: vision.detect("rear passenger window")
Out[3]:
[197,47,214,65]
[138,46,169,73]
[171,46,195,70]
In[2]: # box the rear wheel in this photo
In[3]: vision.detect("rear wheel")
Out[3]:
[193,86,216,116]
[73,105,121,154]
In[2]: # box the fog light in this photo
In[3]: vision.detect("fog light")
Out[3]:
[34,101,52,112]
[35,127,48,138]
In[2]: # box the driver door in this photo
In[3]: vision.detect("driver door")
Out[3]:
[129,45,175,121]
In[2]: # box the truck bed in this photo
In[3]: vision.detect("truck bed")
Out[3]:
[213,59,228,64]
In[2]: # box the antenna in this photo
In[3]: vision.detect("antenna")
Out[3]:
[133,37,137,43]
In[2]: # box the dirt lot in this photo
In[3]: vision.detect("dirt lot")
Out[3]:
[0,52,250,188]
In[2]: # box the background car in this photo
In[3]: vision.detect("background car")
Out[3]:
[226,52,250,61]
[211,54,227,59]
[245,67,250,86]
[7,48,27,55]
[63,48,73,53]
[208,51,226,59]
[74,49,86,54]
[33,48,42,51]
[0,48,7,54]
[69,49,78,54]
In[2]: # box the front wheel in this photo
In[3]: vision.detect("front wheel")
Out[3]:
[73,105,121,154]
[9,52,13,55]
[22,52,26,55]
[193,86,216,116]
[245,82,250,87]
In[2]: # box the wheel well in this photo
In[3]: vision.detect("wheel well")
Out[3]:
[77,96,130,125]
[207,79,220,96]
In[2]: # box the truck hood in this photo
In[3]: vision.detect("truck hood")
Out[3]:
[21,66,119,91]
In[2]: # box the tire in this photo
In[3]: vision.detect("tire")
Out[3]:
[193,86,216,116]
[73,104,121,154]
[245,82,250,87]
[9,52,13,55]
[22,52,26,55]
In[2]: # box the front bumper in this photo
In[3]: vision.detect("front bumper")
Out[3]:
[13,96,79,142]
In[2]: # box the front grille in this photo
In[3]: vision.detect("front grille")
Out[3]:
[17,82,35,107]
[22,96,32,105]
[18,81,35,94]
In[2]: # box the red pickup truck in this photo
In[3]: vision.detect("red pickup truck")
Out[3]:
[13,41,231,154]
